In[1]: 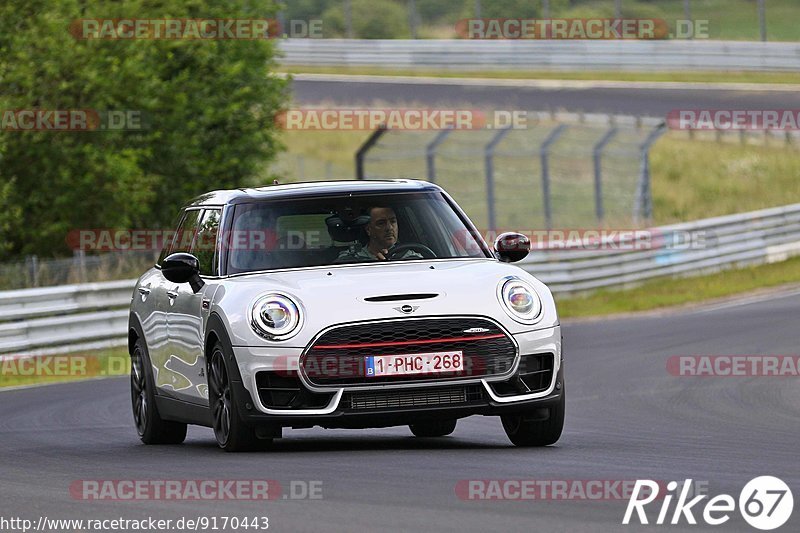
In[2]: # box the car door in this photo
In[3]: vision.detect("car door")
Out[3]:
[152,208,202,400]
[140,212,186,391]
[166,208,221,405]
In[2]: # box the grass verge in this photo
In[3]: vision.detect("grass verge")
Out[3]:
[0,346,129,389]
[281,66,800,86]
[556,255,800,318]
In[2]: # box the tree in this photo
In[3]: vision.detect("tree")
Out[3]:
[0,0,288,259]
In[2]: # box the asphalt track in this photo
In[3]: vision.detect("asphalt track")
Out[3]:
[1,290,798,532]
[291,76,800,116]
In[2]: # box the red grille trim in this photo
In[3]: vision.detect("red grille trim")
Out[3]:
[312,333,505,350]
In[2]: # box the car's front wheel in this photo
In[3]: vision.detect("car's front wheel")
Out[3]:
[409,419,457,437]
[207,341,271,452]
[130,338,187,444]
[501,390,565,447]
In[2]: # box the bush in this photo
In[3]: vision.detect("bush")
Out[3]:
[0,0,288,259]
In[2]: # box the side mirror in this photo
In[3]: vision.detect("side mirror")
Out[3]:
[162,253,205,293]
[494,232,530,263]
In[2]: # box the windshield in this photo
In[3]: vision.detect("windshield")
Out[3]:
[225,191,490,274]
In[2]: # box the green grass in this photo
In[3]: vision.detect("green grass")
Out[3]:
[651,135,800,225]
[0,346,129,389]
[281,66,800,86]
[556,255,800,318]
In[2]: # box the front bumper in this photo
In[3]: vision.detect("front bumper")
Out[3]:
[232,325,562,428]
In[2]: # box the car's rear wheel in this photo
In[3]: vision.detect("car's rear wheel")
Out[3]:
[208,341,271,452]
[130,338,187,444]
[501,390,565,447]
[409,419,457,437]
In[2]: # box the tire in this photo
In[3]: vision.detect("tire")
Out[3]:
[501,390,565,447]
[130,337,187,445]
[207,341,271,452]
[409,419,457,438]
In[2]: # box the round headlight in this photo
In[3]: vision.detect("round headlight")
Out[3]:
[250,293,302,340]
[499,279,542,323]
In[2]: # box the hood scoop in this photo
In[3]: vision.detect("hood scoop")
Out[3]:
[364,293,439,303]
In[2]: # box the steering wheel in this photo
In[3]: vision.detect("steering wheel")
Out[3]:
[385,243,437,260]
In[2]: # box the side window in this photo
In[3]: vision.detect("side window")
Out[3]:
[192,209,221,276]
[171,209,202,254]
[157,210,186,266]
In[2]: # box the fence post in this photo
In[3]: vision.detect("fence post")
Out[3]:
[758,0,766,42]
[614,0,622,19]
[635,122,667,223]
[542,0,550,19]
[344,0,353,38]
[74,250,87,284]
[683,0,692,39]
[408,0,419,39]
[28,255,39,287]
[484,128,512,232]
[593,126,618,224]
[426,129,452,184]
[540,124,568,230]
[355,125,388,180]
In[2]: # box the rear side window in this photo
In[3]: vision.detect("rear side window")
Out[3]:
[192,209,221,276]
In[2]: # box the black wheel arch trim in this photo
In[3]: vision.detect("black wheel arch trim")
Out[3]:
[205,313,258,425]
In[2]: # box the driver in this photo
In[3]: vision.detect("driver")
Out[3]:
[335,206,423,262]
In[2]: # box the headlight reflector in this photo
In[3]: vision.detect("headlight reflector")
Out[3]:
[499,279,542,323]
[250,293,301,340]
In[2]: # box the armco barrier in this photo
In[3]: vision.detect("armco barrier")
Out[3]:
[278,39,800,72]
[1,202,800,356]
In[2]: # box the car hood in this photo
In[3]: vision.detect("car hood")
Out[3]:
[213,259,558,347]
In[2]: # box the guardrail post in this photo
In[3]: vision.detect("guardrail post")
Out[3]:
[593,126,618,224]
[355,125,388,180]
[484,128,512,232]
[426,129,452,184]
[540,124,568,230]
[634,122,667,223]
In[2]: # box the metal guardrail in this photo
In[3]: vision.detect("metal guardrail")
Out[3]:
[2,202,800,356]
[279,39,800,72]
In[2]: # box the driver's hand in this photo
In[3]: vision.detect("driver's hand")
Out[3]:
[375,249,389,260]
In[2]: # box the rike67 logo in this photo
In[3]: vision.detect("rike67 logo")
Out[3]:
[623,477,793,530]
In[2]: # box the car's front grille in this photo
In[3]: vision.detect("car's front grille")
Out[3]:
[342,384,484,411]
[301,317,517,387]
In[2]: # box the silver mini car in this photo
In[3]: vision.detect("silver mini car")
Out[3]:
[128,180,564,451]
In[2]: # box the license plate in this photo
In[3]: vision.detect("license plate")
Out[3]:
[364,351,464,377]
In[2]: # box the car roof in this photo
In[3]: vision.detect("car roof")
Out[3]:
[185,179,443,208]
